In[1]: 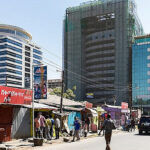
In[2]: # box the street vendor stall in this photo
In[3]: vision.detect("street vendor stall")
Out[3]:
[102,105,121,127]
[96,107,106,130]
[81,108,98,132]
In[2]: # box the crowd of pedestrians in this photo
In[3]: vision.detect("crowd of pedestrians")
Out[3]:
[34,112,60,140]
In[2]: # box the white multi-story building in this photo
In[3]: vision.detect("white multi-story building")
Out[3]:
[0,24,42,89]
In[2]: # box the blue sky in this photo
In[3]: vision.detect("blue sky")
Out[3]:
[0,0,149,79]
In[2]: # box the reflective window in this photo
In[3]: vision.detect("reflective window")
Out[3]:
[0,38,22,47]
[0,29,15,34]
[0,63,22,70]
[0,44,22,53]
[0,57,22,64]
[0,74,22,80]
[0,68,22,75]
[33,49,42,55]
[0,80,5,84]
[33,59,41,64]
[0,51,22,59]
[132,38,150,106]
[7,80,22,85]
[16,31,30,40]
[33,54,42,60]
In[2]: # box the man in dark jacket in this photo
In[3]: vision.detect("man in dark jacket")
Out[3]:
[100,114,116,150]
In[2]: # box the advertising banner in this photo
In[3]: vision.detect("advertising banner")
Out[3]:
[121,102,128,109]
[86,93,94,99]
[0,86,32,105]
[34,66,47,99]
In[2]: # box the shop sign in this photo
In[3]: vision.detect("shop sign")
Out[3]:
[85,101,93,108]
[121,102,129,113]
[0,86,32,105]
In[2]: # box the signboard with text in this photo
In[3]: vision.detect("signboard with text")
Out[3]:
[34,66,47,99]
[121,102,128,113]
[0,86,32,105]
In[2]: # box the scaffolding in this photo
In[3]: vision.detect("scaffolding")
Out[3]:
[64,0,144,105]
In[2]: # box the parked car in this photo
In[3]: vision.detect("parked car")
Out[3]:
[138,116,150,135]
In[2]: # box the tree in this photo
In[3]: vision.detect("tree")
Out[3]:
[49,86,76,100]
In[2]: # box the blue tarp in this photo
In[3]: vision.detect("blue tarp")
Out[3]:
[68,112,81,130]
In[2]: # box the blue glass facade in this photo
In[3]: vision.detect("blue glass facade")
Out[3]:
[0,25,42,88]
[132,36,150,106]
[33,54,42,60]
[0,38,22,47]
[33,49,42,55]
[0,44,22,53]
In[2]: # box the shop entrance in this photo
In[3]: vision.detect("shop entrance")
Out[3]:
[0,105,13,142]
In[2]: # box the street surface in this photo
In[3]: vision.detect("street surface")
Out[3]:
[28,131,150,150]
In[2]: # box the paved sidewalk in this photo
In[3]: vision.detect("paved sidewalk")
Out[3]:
[0,129,122,150]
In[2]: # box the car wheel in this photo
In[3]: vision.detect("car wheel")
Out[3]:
[139,130,142,135]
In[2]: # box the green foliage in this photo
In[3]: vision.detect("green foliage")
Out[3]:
[50,87,61,96]
[49,86,76,100]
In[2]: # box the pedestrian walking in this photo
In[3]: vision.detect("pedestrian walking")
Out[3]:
[34,114,41,138]
[100,114,116,150]
[39,112,46,138]
[45,115,52,140]
[55,116,60,139]
[131,119,135,132]
[85,117,90,132]
[72,117,81,142]
[98,117,105,136]
[50,115,54,138]
[126,118,131,132]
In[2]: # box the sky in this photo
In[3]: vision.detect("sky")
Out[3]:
[0,0,149,79]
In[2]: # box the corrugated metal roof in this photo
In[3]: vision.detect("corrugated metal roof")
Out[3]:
[39,94,84,107]
[26,102,57,110]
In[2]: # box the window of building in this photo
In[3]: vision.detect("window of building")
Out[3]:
[7,80,22,85]
[25,63,30,67]
[25,51,30,57]
[0,51,22,59]
[1,38,22,47]
[25,73,30,77]
[33,49,42,55]
[33,59,41,64]
[33,54,42,60]
[0,57,22,64]
[25,68,30,72]
[0,44,22,53]
[25,46,30,51]
[25,57,30,62]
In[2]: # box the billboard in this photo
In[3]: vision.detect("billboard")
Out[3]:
[34,66,47,99]
[0,86,32,105]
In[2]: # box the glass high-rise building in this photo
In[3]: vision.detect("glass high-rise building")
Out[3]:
[64,0,143,105]
[0,24,42,89]
[132,35,150,113]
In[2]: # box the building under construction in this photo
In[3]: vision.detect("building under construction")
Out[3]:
[63,0,143,105]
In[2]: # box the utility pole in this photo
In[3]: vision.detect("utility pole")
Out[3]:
[32,64,35,138]
[60,70,64,113]
[129,83,132,118]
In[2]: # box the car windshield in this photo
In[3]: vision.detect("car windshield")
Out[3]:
[140,117,150,123]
